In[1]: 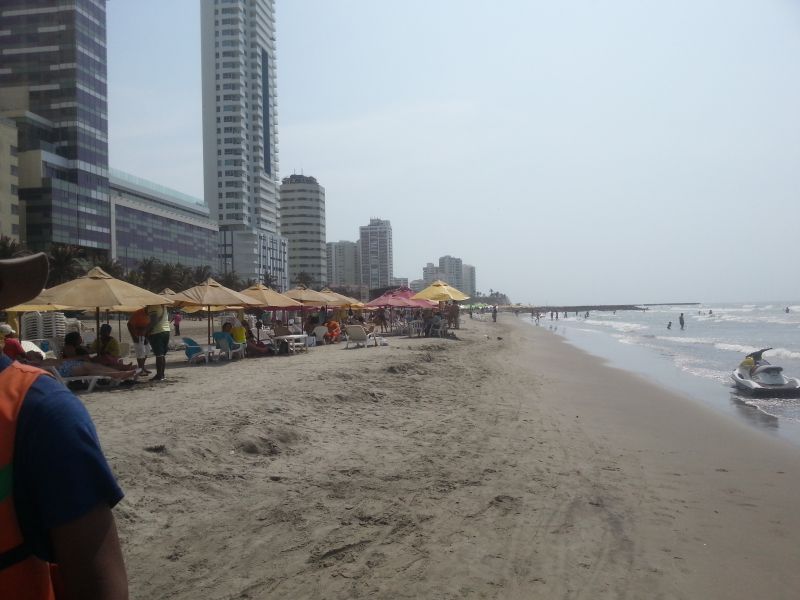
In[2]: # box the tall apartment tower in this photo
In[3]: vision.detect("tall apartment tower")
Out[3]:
[0,118,19,240]
[0,0,110,255]
[201,0,287,289]
[359,218,393,291]
[326,240,359,287]
[279,174,326,288]
[462,263,476,298]
[438,255,464,290]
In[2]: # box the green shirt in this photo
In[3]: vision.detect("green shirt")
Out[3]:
[146,305,171,334]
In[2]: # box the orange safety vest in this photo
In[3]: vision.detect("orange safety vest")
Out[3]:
[0,362,57,600]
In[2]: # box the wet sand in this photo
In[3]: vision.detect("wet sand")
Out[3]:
[84,315,800,598]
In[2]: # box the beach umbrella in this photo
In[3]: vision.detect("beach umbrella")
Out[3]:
[282,285,331,306]
[38,267,172,333]
[239,283,302,308]
[411,280,470,302]
[172,278,261,343]
[367,288,436,309]
[5,290,71,312]
[319,288,362,307]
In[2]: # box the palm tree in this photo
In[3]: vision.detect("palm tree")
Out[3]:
[92,257,125,279]
[192,264,212,285]
[136,257,161,291]
[293,271,313,288]
[0,236,27,259]
[262,271,277,289]
[216,270,241,290]
[47,243,83,286]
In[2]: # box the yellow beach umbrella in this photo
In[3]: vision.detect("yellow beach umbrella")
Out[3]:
[319,288,362,307]
[5,290,71,312]
[39,267,172,332]
[283,285,331,306]
[172,278,261,343]
[239,283,302,308]
[411,280,470,302]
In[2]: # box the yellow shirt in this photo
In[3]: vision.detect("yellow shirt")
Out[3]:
[231,325,247,345]
[146,305,171,334]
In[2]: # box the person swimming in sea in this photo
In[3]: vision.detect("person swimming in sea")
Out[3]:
[667,321,672,330]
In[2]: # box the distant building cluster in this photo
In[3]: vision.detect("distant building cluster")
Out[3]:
[0,1,479,297]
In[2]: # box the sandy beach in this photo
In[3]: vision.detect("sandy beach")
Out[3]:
[83,315,800,599]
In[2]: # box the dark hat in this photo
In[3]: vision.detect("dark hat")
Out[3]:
[0,253,49,310]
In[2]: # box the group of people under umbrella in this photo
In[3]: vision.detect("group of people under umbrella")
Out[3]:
[3,269,470,382]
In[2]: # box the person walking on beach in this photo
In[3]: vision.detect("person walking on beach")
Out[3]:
[667,321,672,330]
[679,313,685,330]
[146,304,170,381]
[491,306,497,323]
[171,311,182,337]
[0,253,129,599]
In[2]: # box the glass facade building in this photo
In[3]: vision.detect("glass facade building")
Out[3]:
[109,170,218,271]
[0,0,110,253]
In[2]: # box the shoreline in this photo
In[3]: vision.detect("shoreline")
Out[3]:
[86,315,800,598]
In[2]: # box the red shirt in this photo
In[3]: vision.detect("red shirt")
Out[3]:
[2,337,26,360]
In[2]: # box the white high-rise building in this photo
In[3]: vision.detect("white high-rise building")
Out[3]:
[359,218,393,290]
[280,174,326,288]
[327,240,359,287]
[201,0,287,289]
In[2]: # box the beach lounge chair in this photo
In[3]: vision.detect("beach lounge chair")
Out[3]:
[213,332,245,360]
[429,320,446,338]
[344,325,377,349]
[43,365,114,393]
[182,337,216,364]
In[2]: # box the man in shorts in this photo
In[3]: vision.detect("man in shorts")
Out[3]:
[127,308,151,376]
[146,304,170,381]
[0,253,128,597]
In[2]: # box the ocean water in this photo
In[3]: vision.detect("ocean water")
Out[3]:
[527,303,800,445]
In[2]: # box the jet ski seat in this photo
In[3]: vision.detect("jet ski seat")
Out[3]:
[752,364,783,375]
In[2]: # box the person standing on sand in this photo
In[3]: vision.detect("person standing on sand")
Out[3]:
[679,313,685,330]
[127,308,151,376]
[0,253,129,599]
[171,311,182,337]
[491,306,497,323]
[146,304,170,381]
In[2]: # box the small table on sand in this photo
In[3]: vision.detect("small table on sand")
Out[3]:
[273,334,308,354]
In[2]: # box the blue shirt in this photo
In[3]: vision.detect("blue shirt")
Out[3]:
[3,356,124,562]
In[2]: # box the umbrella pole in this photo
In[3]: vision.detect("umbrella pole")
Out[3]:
[207,305,212,345]
[95,307,100,335]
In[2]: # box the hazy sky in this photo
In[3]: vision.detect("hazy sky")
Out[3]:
[107,1,800,305]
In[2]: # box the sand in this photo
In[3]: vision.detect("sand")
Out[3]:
[82,315,800,599]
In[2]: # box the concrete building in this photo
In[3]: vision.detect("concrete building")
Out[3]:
[409,279,425,292]
[438,255,464,290]
[109,170,218,271]
[422,262,444,286]
[279,174,326,288]
[0,117,20,240]
[359,218,393,290]
[0,0,111,255]
[201,0,287,289]
[462,263,476,298]
[327,240,359,287]
[391,277,409,288]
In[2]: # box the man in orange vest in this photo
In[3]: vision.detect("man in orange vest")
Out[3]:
[0,254,128,599]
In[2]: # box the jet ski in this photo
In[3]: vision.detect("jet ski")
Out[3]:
[731,348,800,397]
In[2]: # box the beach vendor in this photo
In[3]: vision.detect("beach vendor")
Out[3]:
[127,308,151,376]
[0,253,129,598]
[146,304,170,381]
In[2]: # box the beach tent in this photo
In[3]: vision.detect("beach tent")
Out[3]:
[172,278,261,343]
[38,266,172,333]
[411,280,470,303]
